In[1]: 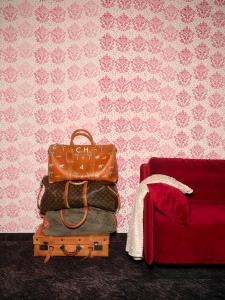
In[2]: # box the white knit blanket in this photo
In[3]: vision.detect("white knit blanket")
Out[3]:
[125,174,193,260]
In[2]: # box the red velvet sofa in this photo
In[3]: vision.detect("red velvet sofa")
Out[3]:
[142,157,225,265]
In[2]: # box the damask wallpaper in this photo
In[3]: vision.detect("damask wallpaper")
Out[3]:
[0,0,224,232]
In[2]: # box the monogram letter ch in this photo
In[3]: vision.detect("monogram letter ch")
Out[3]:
[76,147,89,153]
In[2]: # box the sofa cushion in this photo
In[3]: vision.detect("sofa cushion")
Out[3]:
[154,203,225,263]
[148,157,225,202]
[147,183,190,225]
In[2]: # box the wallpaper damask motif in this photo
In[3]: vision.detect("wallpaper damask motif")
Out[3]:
[0,0,224,232]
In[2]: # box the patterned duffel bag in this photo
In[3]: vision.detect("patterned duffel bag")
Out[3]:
[38,176,120,215]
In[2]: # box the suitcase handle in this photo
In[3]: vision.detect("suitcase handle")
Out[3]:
[60,181,89,229]
[60,244,80,256]
[70,129,96,146]
[60,244,93,257]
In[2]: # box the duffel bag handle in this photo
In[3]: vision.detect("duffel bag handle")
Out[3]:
[60,181,88,229]
[64,180,88,208]
[70,129,96,146]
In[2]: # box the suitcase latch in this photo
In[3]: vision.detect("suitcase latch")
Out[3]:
[40,242,48,250]
[76,245,82,252]
[93,242,103,251]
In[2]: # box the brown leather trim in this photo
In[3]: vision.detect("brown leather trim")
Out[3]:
[37,183,44,210]
[107,186,120,210]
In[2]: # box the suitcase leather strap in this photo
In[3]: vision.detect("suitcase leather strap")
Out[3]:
[44,245,54,264]
[60,181,88,229]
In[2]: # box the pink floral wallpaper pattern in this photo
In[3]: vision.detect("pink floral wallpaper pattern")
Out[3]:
[0,0,224,232]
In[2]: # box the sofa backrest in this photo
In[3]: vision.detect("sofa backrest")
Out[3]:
[141,157,225,203]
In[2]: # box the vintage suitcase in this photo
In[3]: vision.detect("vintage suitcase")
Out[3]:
[33,224,110,263]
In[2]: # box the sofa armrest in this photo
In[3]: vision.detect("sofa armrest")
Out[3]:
[143,193,154,264]
[140,163,151,182]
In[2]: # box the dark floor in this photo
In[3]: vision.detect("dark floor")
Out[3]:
[0,233,225,300]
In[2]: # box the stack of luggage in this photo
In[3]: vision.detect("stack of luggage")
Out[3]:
[33,129,119,263]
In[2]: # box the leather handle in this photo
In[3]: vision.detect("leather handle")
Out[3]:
[60,245,93,258]
[60,207,88,229]
[70,129,95,146]
[60,244,82,256]
[60,181,88,229]
[72,129,92,136]
[64,180,88,208]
